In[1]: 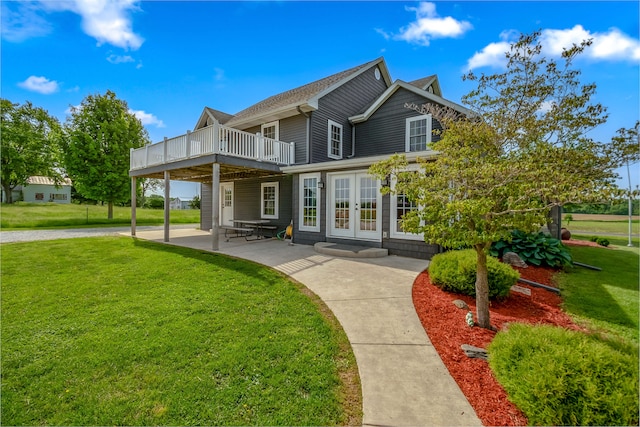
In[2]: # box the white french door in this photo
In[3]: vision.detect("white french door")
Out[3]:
[219,182,234,227]
[329,172,381,241]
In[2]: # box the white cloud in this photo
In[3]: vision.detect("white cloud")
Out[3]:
[9,0,144,50]
[18,76,59,94]
[467,25,640,70]
[107,54,135,64]
[1,2,52,42]
[129,110,165,128]
[391,2,472,46]
[213,67,225,82]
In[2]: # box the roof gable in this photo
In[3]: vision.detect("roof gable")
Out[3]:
[223,57,391,129]
[349,79,472,124]
[194,107,234,130]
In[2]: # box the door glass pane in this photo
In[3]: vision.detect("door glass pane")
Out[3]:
[303,177,317,227]
[359,177,377,232]
[224,188,232,207]
[334,178,350,230]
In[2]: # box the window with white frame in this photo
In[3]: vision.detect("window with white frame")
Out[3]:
[327,120,343,160]
[405,115,432,152]
[390,171,423,240]
[299,173,320,232]
[261,182,279,219]
[261,121,279,140]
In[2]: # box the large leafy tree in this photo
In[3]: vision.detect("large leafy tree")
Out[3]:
[63,90,149,218]
[1,98,63,204]
[370,32,630,329]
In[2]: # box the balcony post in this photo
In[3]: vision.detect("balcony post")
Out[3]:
[163,137,168,164]
[211,163,220,251]
[213,121,220,153]
[164,171,170,242]
[131,176,136,236]
[186,130,191,158]
[256,132,262,161]
[289,142,295,165]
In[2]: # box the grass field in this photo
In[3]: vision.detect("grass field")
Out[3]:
[1,237,360,426]
[0,202,200,229]
[489,243,639,425]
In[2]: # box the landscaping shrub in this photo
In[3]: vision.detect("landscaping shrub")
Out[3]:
[429,249,518,299]
[595,237,610,247]
[489,323,639,426]
[490,230,572,267]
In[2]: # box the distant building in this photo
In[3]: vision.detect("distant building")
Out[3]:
[170,197,193,210]
[2,176,72,204]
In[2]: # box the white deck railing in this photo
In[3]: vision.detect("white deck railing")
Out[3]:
[130,123,296,170]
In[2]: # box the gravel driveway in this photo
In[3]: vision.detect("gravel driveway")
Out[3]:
[0,225,198,244]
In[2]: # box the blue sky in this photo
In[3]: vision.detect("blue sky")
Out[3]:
[2,0,639,198]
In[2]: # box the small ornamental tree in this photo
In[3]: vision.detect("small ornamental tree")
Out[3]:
[63,91,149,218]
[1,99,63,203]
[370,32,630,329]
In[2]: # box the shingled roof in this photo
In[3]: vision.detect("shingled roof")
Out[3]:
[221,57,390,128]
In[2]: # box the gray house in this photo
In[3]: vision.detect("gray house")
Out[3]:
[129,57,471,259]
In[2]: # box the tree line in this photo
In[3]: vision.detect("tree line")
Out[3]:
[1,90,153,218]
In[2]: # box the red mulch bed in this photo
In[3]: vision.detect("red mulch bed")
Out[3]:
[413,265,586,426]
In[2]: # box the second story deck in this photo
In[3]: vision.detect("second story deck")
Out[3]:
[130,123,296,172]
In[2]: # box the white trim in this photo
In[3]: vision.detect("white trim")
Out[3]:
[327,119,343,160]
[349,80,473,124]
[260,181,279,219]
[299,173,321,232]
[405,114,432,153]
[281,150,438,174]
[261,120,279,141]
[389,165,423,241]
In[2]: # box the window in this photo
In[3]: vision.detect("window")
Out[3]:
[327,119,343,160]
[299,173,320,232]
[261,121,279,140]
[261,182,279,219]
[390,171,423,240]
[405,115,432,152]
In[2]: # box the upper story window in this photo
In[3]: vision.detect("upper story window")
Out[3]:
[261,182,279,219]
[261,121,279,140]
[405,115,432,152]
[327,119,343,160]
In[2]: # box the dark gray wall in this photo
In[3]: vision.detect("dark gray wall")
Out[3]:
[244,115,308,165]
[231,175,293,232]
[310,66,388,163]
[200,182,212,230]
[354,87,443,158]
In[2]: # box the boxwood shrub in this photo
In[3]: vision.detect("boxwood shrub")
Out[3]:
[428,249,518,299]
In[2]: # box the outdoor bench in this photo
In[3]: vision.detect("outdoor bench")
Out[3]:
[221,226,254,241]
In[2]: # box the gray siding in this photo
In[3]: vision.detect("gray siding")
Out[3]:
[242,115,308,165]
[354,87,443,158]
[310,66,388,163]
[232,175,293,233]
[200,182,212,230]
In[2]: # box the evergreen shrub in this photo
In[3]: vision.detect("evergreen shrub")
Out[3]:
[429,249,518,299]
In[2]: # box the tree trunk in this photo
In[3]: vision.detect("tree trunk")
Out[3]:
[108,201,113,219]
[2,182,13,204]
[474,244,491,329]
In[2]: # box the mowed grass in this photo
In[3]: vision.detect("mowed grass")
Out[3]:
[559,245,640,344]
[489,244,639,425]
[1,237,360,426]
[0,202,200,229]
[563,219,639,235]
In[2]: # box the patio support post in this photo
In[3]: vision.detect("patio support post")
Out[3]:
[131,176,136,236]
[211,163,220,251]
[164,171,170,242]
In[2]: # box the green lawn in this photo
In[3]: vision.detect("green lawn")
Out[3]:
[1,237,360,426]
[0,202,200,229]
[489,244,639,425]
[564,219,639,235]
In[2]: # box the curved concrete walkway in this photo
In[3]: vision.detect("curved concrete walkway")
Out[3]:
[124,228,482,426]
[2,227,481,426]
